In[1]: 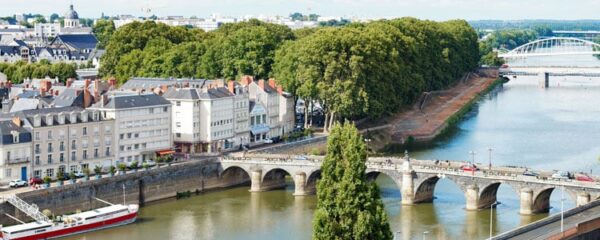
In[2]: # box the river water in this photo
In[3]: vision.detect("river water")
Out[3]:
[65,57,600,240]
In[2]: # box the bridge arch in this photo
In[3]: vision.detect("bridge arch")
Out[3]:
[500,37,600,58]
[305,170,321,194]
[261,168,293,191]
[478,182,502,209]
[220,166,251,187]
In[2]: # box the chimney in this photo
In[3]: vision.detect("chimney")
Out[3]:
[268,78,276,89]
[108,77,117,89]
[66,78,74,88]
[258,79,265,90]
[83,88,92,108]
[241,75,253,86]
[184,82,190,88]
[101,95,107,107]
[84,79,91,90]
[160,84,168,93]
[277,85,283,94]
[227,81,235,94]
[12,116,21,127]
[54,90,59,96]
[39,80,47,97]
[93,79,100,100]
[7,80,12,88]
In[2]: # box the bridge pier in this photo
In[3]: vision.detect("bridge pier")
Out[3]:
[577,192,591,207]
[519,188,534,215]
[401,155,416,205]
[465,185,480,211]
[250,169,263,192]
[538,72,549,88]
[293,172,309,196]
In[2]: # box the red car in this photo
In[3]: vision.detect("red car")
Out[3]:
[460,164,479,172]
[576,175,594,182]
[29,177,43,185]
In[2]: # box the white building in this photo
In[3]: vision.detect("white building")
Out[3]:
[89,92,173,164]
[0,119,32,184]
[33,23,61,38]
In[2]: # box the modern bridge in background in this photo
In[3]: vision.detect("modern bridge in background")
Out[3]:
[499,37,600,59]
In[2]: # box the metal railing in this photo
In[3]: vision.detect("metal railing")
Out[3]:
[6,195,50,223]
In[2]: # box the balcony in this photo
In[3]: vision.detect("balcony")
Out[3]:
[7,157,29,164]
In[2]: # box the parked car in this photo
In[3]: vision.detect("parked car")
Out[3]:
[295,155,308,160]
[73,171,85,178]
[263,139,273,144]
[576,175,594,182]
[144,160,157,167]
[523,170,538,177]
[460,164,479,172]
[29,177,43,185]
[552,171,571,180]
[9,179,27,188]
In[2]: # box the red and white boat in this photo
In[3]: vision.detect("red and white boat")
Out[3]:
[0,195,138,240]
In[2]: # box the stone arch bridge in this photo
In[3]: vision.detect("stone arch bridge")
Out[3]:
[220,153,600,215]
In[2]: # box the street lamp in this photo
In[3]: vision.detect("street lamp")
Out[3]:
[394,231,401,240]
[488,147,493,171]
[469,151,476,176]
[364,138,372,159]
[561,185,565,233]
[422,231,429,240]
[490,201,498,239]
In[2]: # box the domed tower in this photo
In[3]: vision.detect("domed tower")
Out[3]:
[63,4,79,28]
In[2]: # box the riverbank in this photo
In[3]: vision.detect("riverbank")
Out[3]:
[0,158,249,226]
[361,69,500,151]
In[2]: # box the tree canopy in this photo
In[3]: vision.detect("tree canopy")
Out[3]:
[0,61,76,83]
[313,122,392,240]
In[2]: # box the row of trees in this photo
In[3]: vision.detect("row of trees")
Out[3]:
[100,18,479,129]
[274,18,479,131]
[0,61,77,83]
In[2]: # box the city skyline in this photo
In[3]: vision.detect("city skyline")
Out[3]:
[1,0,600,21]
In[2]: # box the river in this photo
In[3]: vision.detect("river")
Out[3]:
[65,58,600,240]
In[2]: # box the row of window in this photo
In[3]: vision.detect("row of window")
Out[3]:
[33,147,111,165]
[211,119,233,127]
[119,129,169,140]
[34,126,111,141]
[212,129,233,138]
[119,117,169,129]
[119,107,169,117]
[34,138,111,154]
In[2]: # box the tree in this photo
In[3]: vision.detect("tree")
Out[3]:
[312,122,392,240]
[93,19,116,49]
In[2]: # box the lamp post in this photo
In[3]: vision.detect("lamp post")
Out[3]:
[490,201,498,239]
[422,231,429,240]
[488,147,493,171]
[469,151,476,176]
[561,184,565,233]
[364,138,372,159]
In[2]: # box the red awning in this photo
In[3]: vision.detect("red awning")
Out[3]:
[157,150,175,156]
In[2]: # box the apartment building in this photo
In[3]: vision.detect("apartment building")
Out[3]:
[0,119,32,184]
[89,92,172,164]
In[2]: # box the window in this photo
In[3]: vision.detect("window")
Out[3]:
[134,133,139,138]
[47,154,52,164]
[176,122,181,128]
[6,151,10,161]
[163,107,168,112]
[35,144,40,154]
[5,168,11,177]
[149,108,154,114]
[176,133,181,138]
[34,170,41,178]
[105,125,111,134]
[105,147,110,156]
[48,143,53,153]
[93,127,99,136]
[60,153,64,162]
[94,149,99,158]
[71,151,76,161]
[35,132,40,140]
[83,127,87,136]
[127,133,132,138]
[83,150,87,160]
[119,145,124,151]
[71,140,76,149]
[134,144,139,150]
[46,169,54,177]
[47,130,52,139]
[176,101,181,106]
[120,134,124,139]
[60,142,65,151]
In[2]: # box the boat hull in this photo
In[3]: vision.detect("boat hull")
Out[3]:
[8,212,137,240]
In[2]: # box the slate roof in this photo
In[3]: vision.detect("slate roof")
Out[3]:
[0,120,31,145]
[162,88,199,100]
[91,93,170,109]
[122,77,210,90]
[198,87,234,100]
[9,98,40,112]
[53,88,84,107]
[55,34,98,50]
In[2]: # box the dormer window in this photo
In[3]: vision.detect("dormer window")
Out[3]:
[11,131,19,143]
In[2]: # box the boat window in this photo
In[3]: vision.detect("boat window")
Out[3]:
[9,225,51,234]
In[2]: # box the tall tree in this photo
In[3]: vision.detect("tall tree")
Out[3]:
[313,122,392,240]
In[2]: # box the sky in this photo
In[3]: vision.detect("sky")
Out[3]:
[1,0,600,21]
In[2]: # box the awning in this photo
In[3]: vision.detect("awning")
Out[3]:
[157,149,175,156]
[251,126,270,135]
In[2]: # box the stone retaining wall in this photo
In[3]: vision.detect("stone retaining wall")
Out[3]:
[0,159,249,226]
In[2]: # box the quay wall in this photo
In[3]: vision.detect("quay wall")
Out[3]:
[0,159,249,226]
